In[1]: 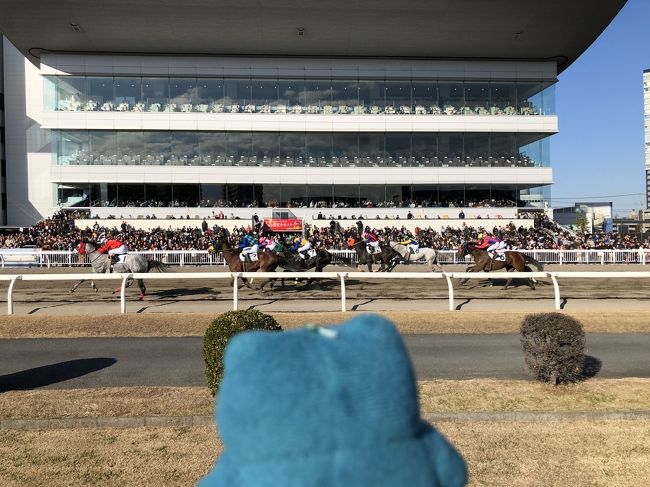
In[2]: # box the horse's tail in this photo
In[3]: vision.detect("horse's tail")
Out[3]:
[148,260,168,273]
[523,254,544,272]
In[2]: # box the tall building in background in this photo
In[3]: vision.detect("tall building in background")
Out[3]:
[645,69,650,209]
[0,1,627,226]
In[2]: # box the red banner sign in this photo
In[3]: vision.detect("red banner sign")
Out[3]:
[263,218,303,232]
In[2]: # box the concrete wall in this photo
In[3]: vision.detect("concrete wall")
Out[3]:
[3,38,52,226]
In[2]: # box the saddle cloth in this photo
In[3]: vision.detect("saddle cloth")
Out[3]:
[305,249,317,258]
[493,251,506,262]
[409,246,419,254]
[366,244,382,255]
[239,251,258,262]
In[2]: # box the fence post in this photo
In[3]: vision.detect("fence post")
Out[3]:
[549,273,561,310]
[559,250,563,265]
[600,252,605,265]
[7,276,22,315]
[233,273,240,310]
[180,253,185,267]
[444,273,455,311]
[339,273,347,312]
[120,275,130,314]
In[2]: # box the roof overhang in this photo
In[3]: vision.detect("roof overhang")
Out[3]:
[0,0,626,72]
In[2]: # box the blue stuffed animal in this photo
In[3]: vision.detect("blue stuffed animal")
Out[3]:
[200,314,467,486]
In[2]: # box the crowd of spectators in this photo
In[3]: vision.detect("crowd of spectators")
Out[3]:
[84,196,522,210]
[0,210,647,254]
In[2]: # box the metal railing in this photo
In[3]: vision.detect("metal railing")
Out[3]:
[3,270,650,315]
[1,248,649,269]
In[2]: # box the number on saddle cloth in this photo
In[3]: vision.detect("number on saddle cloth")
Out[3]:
[306,249,317,258]
[239,250,258,262]
[493,251,506,262]
[366,244,381,255]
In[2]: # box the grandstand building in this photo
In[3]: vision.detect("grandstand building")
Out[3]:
[0,1,627,227]
[645,69,650,209]
[0,39,5,224]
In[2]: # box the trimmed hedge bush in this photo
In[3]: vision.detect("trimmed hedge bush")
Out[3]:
[520,312,585,385]
[203,310,282,396]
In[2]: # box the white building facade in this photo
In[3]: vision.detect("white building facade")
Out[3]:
[3,41,556,225]
[643,69,650,209]
[0,1,627,227]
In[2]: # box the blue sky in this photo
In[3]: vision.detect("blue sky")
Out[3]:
[552,0,649,217]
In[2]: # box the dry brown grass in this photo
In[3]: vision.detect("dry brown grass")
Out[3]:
[418,378,650,413]
[0,387,213,420]
[3,379,650,420]
[1,310,649,338]
[0,426,220,486]
[440,420,650,487]
[1,421,649,486]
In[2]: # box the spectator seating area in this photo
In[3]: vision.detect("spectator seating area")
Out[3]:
[0,210,644,253]
[64,152,536,168]
[56,96,542,117]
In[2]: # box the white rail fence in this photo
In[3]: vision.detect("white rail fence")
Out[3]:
[2,248,650,268]
[2,271,649,315]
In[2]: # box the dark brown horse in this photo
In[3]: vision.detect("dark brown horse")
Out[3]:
[213,240,280,290]
[349,238,402,272]
[457,241,544,290]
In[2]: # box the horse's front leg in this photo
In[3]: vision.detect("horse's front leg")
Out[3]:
[70,279,85,293]
[460,266,471,285]
[460,265,480,286]
[90,280,99,293]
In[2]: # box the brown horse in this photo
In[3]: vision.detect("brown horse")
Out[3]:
[213,240,280,290]
[349,238,402,272]
[457,241,544,290]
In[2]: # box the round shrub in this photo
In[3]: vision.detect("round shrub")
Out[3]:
[520,312,585,385]
[203,310,282,396]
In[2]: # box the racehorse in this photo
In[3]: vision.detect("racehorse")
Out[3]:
[389,242,441,271]
[213,240,280,290]
[350,239,402,272]
[277,248,332,273]
[71,241,168,300]
[457,241,544,290]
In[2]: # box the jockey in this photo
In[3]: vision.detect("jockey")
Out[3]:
[259,235,278,252]
[291,236,312,259]
[239,232,259,262]
[399,235,419,254]
[98,235,128,264]
[363,227,381,253]
[476,234,506,259]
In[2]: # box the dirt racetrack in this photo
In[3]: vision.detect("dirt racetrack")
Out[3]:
[1,263,649,315]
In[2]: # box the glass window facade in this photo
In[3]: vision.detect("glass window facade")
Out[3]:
[53,130,550,168]
[44,76,556,115]
[55,182,535,208]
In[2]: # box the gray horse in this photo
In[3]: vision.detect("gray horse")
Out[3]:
[71,241,167,299]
